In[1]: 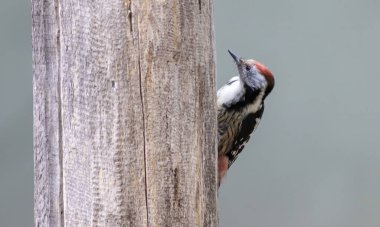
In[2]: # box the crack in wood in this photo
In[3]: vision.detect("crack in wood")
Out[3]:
[55,0,64,225]
[136,14,150,226]
[127,0,133,33]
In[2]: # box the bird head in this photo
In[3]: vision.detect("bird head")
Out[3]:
[228,50,275,96]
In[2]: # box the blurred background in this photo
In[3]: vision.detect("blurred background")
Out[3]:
[1,0,379,226]
[0,0,33,226]
[215,1,380,227]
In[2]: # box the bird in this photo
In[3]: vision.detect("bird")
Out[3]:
[217,50,275,187]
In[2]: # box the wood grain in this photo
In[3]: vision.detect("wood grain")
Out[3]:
[32,0,63,226]
[33,0,217,226]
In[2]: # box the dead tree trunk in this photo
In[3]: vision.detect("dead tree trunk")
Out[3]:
[33,0,217,226]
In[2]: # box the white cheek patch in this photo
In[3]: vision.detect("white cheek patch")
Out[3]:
[249,73,268,91]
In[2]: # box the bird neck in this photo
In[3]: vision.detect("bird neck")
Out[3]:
[244,84,263,104]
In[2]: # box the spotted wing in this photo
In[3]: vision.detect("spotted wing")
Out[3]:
[224,106,264,168]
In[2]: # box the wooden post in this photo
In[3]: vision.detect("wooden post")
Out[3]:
[33,0,217,226]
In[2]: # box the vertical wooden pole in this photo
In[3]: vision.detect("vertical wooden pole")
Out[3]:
[33,0,217,226]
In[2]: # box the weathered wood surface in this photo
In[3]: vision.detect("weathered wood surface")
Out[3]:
[33,0,217,226]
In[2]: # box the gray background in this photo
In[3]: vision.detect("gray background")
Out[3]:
[0,0,33,226]
[1,0,379,226]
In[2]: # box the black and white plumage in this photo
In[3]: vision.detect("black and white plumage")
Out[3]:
[217,50,275,186]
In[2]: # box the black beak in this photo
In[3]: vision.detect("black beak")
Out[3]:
[228,50,241,65]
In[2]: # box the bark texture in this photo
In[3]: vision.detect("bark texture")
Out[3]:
[33,0,217,226]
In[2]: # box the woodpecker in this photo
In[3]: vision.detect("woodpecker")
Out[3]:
[217,50,275,187]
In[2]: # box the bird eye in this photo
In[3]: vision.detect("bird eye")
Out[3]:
[245,65,251,71]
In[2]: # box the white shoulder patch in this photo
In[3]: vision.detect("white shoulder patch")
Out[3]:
[217,76,244,107]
